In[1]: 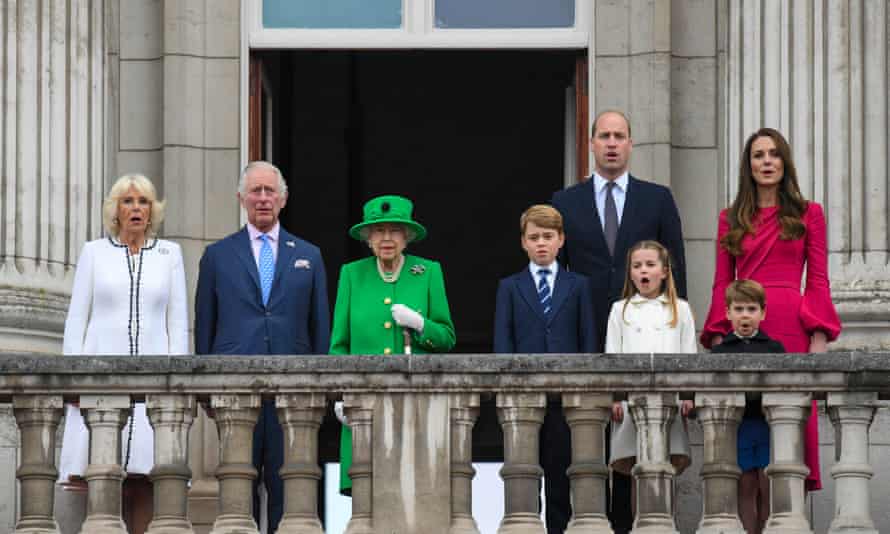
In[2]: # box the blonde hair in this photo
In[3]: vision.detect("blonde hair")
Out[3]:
[102,174,165,237]
[520,204,564,235]
[620,240,680,327]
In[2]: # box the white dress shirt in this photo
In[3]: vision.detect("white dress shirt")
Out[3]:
[592,172,628,229]
[528,260,558,293]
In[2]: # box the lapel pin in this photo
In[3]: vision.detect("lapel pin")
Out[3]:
[410,264,426,275]
[286,241,296,248]
[294,258,311,269]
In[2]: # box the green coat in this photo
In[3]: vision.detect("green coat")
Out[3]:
[330,254,456,492]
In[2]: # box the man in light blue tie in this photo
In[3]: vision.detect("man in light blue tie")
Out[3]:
[195,161,331,532]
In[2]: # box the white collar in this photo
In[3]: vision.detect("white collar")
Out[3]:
[593,172,629,193]
[629,292,669,304]
[529,260,558,277]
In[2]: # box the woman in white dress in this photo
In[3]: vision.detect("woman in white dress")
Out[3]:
[61,173,188,533]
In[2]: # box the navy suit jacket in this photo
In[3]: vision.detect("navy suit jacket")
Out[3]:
[194,226,330,355]
[493,268,596,353]
[552,175,686,351]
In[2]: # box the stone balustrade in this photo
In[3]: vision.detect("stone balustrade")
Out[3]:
[1,353,888,534]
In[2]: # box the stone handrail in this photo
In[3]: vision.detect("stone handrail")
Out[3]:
[4,353,889,534]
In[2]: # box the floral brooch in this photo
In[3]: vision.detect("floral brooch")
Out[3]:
[410,264,426,275]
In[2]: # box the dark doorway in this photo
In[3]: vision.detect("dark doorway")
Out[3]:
[259,50,578,353]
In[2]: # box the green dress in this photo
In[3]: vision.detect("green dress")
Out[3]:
[330,254,456,492]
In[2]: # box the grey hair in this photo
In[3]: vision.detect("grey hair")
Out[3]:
[238,161,288,196]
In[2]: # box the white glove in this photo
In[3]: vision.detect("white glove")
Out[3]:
[334,401,348,426]
[391,304,424,333]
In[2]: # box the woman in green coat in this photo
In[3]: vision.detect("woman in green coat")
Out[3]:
[331,194,456,493]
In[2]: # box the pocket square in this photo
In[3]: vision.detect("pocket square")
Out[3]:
[294,259,311,269]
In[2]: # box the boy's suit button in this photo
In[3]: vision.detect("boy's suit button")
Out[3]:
[384,347,392,354]
[384,321,392,329]
[264,336,269,342]
[384,297,392,305]
[265,311,271,317]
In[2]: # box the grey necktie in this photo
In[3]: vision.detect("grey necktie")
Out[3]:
[603,181,619,256]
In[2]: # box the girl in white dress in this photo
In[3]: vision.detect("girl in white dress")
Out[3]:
[61,174,188,532]
[605,240,696,517]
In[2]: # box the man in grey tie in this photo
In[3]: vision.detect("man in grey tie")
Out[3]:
[551,110,686,534]
[195,161,330,532]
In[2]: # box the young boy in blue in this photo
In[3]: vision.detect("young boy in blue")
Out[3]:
[494,204,596,533]
[710,279,784,534]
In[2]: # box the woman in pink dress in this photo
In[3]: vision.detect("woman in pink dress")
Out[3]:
[701,127,842,492]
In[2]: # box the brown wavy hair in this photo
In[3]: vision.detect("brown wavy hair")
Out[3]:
[621,240,681,328]
[721,128,807,256]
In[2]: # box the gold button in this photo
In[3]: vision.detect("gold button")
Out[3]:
[384,297,392,305]
[384,321,392,329]
[383,347,391,355]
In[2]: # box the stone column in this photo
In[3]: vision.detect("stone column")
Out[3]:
[449,393,481,534]
[694,393,745,534]
[145,394,197,534]
[562,393,613,534]
[79,395,131,534]
[762,393,813,534]
[209,394,261,534]
[723,0,890,351]
[827,393,879,534]
[343,393,375,534]
[12,395,63,534]
[628,393,679,534]
[0,0,110,354]
[275,393,326,534]
[496,392,546,534]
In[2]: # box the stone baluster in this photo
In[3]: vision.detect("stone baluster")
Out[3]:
[209,394,261,534]
[496,392,546,534]
[276,393,327,534]
[12,395,64,534]
[145,395,197,534]
[562,393,613,534]
[628,393,679,534]
[79,395,131,534]
[827,393,879,534]
[450,393,481,534]
[762,393,813,534]
[344,393,376,534]
[694,393,745,534]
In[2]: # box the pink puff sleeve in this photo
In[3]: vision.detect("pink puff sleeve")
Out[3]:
[799,202,842,341]
[700,209,735,348]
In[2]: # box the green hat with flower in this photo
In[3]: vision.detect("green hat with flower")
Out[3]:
[348,195,428,243]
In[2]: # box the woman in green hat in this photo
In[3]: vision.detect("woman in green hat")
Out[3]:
[331,194,456,494]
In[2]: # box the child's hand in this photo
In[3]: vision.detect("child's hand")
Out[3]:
[612,401,623,422]
[680,400,694,418]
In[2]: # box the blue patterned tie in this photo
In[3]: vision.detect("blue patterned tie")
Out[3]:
[259,234,274,306]
[537,268,552,316]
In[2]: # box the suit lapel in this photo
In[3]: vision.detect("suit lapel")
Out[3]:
[547,270,573,324]
[614,175,639,261]
[517,270,546,321]
[579,176,611,258]
[270,229,297,307]
[233,227,262,294]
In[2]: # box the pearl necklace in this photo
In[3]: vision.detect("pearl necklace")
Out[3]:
[377,255,405,283]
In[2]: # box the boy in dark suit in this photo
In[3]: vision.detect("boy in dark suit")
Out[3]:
[711,279,784,534]
[494,204,595,533]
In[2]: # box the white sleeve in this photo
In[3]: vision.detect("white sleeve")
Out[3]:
[605,301,623,353]
[166,243,189,355]
[679,301,698,354]
[63,243,94,355]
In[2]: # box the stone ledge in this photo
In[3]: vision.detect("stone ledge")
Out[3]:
[0,354,886,398]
